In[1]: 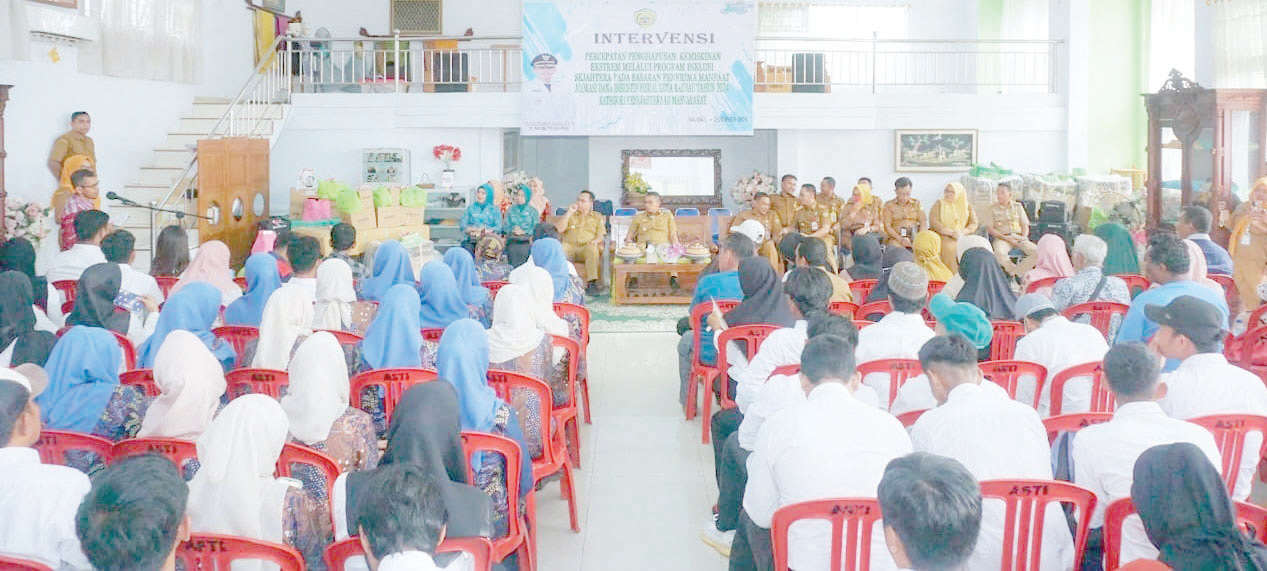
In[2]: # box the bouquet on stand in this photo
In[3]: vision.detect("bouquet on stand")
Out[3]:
[433,144,462,190]
[730,171,775,207]
[4,201,52,251]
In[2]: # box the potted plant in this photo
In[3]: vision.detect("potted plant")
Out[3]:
[623,171,652,207]
[433,144,462,190]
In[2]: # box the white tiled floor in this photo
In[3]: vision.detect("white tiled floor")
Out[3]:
[534,331,729,571]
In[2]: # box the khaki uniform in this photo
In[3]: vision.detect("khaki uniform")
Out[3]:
[989,201,1038,277]
[628,209,677,245]
[819,195,846,230]
[769,193,801,235]
[881,198,925,248]
[1232,203,1267,309]
[48,131,96,172]
[792,204,837,270]
[839,196,882,251]
[561,210,604,282]
[732,209,783,271]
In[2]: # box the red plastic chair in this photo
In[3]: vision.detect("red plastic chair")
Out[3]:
[553,302,592,423]
[704,324,780,444]
[421,327,445,343]
[979,360,1048,408]
[848,279,878,303]
[1117,274,1151,299]
[120,369,160,397]
[324,536,495,571]
[1103,498,1267,570]
[685,300,740,421]
[1041,413,1114,445]
[1188,414,1267,496]
[1061,301,1129,339]
[856,300,890,321]
[487,370,580,533]
[211,325,259,368]
[770,498,883,571]
[549,334,583,468]
[225,368,290,399]
[1210,273,1239,310]
[829,301,859,318]
[989,321,1025,361]
[155,276,179,298]
[61,298,75,316]
[1233,325,1267,383]
[112,437,199,478]
[1024,276,1063,294]
[34,429,113,468]
[484,280,511,299]
[856,359,923,409]
[316,329,364,345]
[927,280,947,296]
[460,431,533,571]
[768,364,801,380]
[979,479,1097,571]
[276,442,341,506]
[897,409,928,428]
[109,331,138,371]
[1048,361,1113,416]
[852,319,872,330]
[52,280,77,305]
[176,533,303,571]
[0,555,52,571]
[349,368,439,422]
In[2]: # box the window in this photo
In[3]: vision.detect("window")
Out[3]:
[758,2,909,38]
[391,0,442,35]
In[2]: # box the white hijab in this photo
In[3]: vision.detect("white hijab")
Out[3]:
[280,332,349,445]
[251,284,314,370]
[942,234,994,299]
[187,394,292,542]
[510,266,569,337]
[486,284,546,364]
[313,258,356,331]
[138,330,227,439]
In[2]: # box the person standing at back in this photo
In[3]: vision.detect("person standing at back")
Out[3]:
[1176,205,1232,276]
[555,190,606,294]
[47,111,95,180]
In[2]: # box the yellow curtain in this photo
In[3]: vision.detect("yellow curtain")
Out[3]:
[253,10,276,65]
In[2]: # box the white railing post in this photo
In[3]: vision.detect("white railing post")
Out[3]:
[393,32,401,93]
[870,31,878,94]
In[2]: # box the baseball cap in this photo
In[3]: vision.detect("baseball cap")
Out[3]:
[1144,295,1226,345]
[729,219,766,245]
[0,364,46,398]
[1014,293,1056,320]
[887,261,929,301]
[531,53,558,67]
[928,293,993,349]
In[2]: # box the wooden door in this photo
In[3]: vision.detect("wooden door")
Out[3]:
[197,138,269,266]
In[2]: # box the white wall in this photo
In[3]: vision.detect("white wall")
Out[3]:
[198,0,258,98]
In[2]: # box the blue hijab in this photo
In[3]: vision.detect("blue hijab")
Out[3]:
[531,238,571,301]
[361,241,415,302]
[417,262,470,329]
[460,184,502,233]
[222,253,281,326]
[436,319,499,432]
[359,284,423,370]
[136,282,235,370]
[443,247,489,306]
[37,326,122,432]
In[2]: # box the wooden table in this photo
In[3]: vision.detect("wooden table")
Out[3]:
[611,261,709,305]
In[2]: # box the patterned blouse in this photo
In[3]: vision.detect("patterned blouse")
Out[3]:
[352,340,441,437]
[504,205,539,237]
[467,298,493,328]
[1051,266,1131,339]
[560,276,586,306]
[475,260,512,283]
[241,335,357,379]
[70,385,151,475]
[491,335,571,409]
[288,407,380,549]
[474,403,522,539]
[282,486,332,571]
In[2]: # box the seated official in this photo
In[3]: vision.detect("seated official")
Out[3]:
[768,175,800,238]
[555,190,605,295]
[75,455,189,571]
[839,182,882,254]
[877,453,982,571]
[730,193,784,271]
[1012,293,1109,416]
[625,191,680,247]
[987,182,1038,279]
[928,182,979,272]
[881,177,925,249]
[781,184,835,271]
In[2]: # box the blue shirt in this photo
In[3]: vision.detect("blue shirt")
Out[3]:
[689,270,743,365]
[1116,280,1229,371]
[1189,235,1234,276]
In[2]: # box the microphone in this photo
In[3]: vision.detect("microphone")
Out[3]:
[106,191,120,201]
[106,191,139,206]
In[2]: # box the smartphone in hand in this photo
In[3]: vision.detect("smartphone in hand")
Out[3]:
[113,291,146,314]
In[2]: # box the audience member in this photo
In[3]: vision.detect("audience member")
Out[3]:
[846,234,883,281]
[555,190,606,293]
[1176,205,1232,275]
[1051,234,1131,337]
[928,182,978,272]
[988,182,1038,279]
[488,284,569,409]
[955,247,1018,320]
[880,177,925,249]
[247,284,315,370]
[353,285,428,434]
[355,464,451,571]
[58,169,100,251]
[677,234,752,406]
[1230,177,1267,310]
[102,229,164,303]
[444,247,493,327]
[51,155,94,228]
[287,235,322,299]
[910,334,1074,570]
[1023,234,1075,297]
[39,327,144,443]
[1180,238,1223,295]
[891,293,994,415]
[795,236,852,302]
[170,240,243,307]
[0,272,57,367]
[150,225,191,278]
[224,252,283,327]
[503,185,538,267]
[417,262,473,330]
[314,258,357,331]
[862,243,914,303]
[360,241,416,302]
[0,237,52,312]
[259,221,295,279]
[136,282,236,371]
[328,222,365,278]
[940,234,991,298]
[47,209,109,283]
[460,183,502,253]
[1072,342,1222,567]
[730,194,783,270]
[912,230,952,282]
[530,238,586,304]
[511,266,571,337]
[75,454,189,571]
[855,261,935,399]
[1012,292,1109,415]
[474,235,512,283]
[137,330,226,441]
[1094,222,1141,276]
[877,452,982,571]
[0,365,92,569]
[66,262,159,346]
[47,111,95,180]
[706,257,795,394]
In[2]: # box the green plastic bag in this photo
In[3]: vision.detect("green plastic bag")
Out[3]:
[336,187,364,213]
[1087,207,1109,231]
[372,186,394,207]
[317,179,345,200]
[400,186,428,207]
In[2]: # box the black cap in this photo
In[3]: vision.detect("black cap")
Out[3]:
[1144,295,1226,345]
[531,53,558,67]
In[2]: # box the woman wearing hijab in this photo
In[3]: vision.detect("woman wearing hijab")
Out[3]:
[864,245,916,304]
[928,182,979,272]
[841,183,882,250]
[358,240,415,303]
[186,395,329,569]
[529,238,585,305]
[1022,234,1075,297]
[313,258,357,331]
[941,234,994,299]
[1180,239,1223,295]
[138,330,226,442]
[223,252,282,327]
[460,183,503,253]
[436,319,534,538]
[353,284,429,436]
[488,284,568,406]
[67,263,160,347]
[503,185,539,267]
[1130,442,1267,570]
[1230,178,1267,310]
[136,282,236,372]
[709,257,797,380]
[955,248,1019,321]
[511,266,571,337]
[38,326,147,443]
[0,237,51,312]
[444,247,492,327]
[0,272,56,367]
[913,230,953,282]
[474,235,512,283]
[170,240,243,307]
[1094,222,1141,276]
[847,234,884,282]
[417,261,473,330]
[244,285,314,371]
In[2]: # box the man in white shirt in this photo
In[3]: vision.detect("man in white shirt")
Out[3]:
[1012,292,1110,416]
[890,292,994,416]
[285,236,322,299]
[76,454,189,571]
[46,209,109,283]
[356,464,453,571]
[1072,342,1223,567]
[736,334,913,571]
[101,229,164,303]
[1150,294,1267,501]
[910,334,1074,571]
[0,365,92,569]
[877,453,982,571]
[855,261,935,400]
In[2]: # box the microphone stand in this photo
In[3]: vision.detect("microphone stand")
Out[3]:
[107,193,213,267]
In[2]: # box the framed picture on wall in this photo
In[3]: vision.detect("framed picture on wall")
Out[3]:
[362,148,410,184]
[895,130,978,172]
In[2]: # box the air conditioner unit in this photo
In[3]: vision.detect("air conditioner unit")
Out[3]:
[391,0,442,35]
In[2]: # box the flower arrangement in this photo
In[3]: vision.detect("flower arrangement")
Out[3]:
[624,172,652,195]
[502,170,531,189]
[4,200,52,250]
[730,170,775,207]
[432,145,462,169]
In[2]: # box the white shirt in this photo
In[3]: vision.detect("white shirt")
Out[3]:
[1159,352,1267,501]
[378,551,444,571]
[855,312,935,401]
[1072,401,1223,563]
[911,382,1074,571]
[1012,316,1109,415]
[735,321,807,413]
[46,243,106,283]
[118,263,164,303]
[745,382,912,571]
[288,276,318,301]
[889,374,936,417]
[0,446,92,570]
[739,373,881,451]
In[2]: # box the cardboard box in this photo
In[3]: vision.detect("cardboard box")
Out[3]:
[290,225,334,256]
[376,205,428,228]
[290,188,318,218]
[339,189,377,227]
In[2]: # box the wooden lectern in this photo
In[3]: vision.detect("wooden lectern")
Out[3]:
[197,138,269,266]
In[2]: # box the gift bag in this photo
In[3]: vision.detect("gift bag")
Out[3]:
[302,198,332,221]
[372,186,395,208]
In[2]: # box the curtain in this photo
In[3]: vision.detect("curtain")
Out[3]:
[0,0,31,61]
[82,0,202,83]
[1212,0,1267,88]
[1148,0,1194,90]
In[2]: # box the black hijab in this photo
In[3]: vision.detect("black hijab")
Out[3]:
[848,235,883,282]
[954,248,1018,321]
[0,238,48,311]
[865,245,916,303]
[1133,443,1267,571]
[345,382,493,540]
[724,257,795,328]
[66,263,131,334]
[0,271,56,367]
